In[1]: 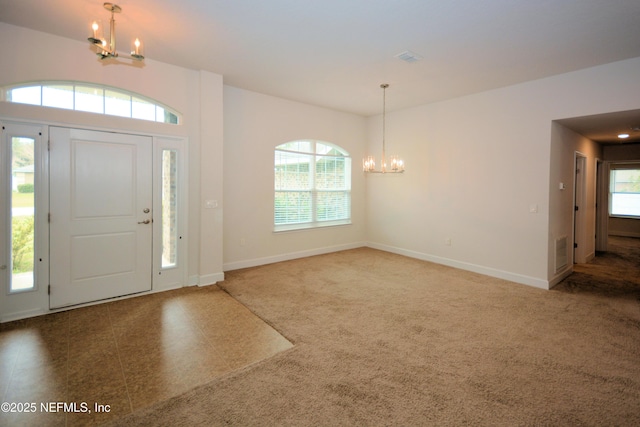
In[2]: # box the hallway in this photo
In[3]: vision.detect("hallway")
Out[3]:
[555,236,640,321]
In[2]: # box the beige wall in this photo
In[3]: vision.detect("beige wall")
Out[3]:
[550,124,602,266]
[222,86,367,270]
[2,21,640,301]
[365,57,640,288]
[0,23,224,306]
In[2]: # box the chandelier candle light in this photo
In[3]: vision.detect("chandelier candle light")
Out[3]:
[363,84,404,173]
[88,2,144,62]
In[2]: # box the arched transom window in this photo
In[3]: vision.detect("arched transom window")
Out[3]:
[2,81,181,124]
[274,140,351,231]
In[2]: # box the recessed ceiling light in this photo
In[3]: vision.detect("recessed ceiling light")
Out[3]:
[618,133,630,139]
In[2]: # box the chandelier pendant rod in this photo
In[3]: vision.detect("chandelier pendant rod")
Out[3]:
[381,83,388,172]
[108,6,117,57]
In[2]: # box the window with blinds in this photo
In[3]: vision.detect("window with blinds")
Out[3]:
[610,163,640,218]
[275,140,351,231]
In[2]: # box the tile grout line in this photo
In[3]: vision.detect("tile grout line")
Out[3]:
[107,303,134,415]
[0,324,24,413]
[183,295,237,373]
[177,297,233,374]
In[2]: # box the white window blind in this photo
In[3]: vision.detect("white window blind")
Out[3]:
[609,163,640,218]
[275,141,351,231]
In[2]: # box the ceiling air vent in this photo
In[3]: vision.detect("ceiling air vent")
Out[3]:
[395,50,423,63]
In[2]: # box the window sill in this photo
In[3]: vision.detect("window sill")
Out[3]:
[609,215,639,220]
[274,220,352,233]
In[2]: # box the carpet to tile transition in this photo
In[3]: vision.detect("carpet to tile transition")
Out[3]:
[111,243,640,426]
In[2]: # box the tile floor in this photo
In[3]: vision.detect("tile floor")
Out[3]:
[0,285,293,426]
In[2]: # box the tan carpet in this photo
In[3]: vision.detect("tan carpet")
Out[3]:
[111,238,640,426]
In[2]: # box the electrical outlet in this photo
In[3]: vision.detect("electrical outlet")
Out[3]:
[445,237,451,246]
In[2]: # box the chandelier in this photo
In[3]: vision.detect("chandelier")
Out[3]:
[363,84,404,173]
[88,3,144,62]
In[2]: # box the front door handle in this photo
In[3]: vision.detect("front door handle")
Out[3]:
[137,219,151,224]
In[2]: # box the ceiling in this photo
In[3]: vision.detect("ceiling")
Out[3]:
[556,110,640,145]
[1,0,640,121]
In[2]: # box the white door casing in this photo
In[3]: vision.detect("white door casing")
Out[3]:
[573,153,587,264]
[49,127,152,308]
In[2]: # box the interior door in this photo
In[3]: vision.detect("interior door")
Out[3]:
[49,127,152,308]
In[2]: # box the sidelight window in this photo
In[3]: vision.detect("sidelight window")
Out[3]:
[161,149,178,268]
[2,125,42,294]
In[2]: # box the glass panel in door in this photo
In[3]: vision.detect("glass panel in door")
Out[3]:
[161,149,178,268]
[10,136,36,292]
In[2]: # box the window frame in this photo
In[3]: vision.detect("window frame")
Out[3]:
[2,81,181,125]
[1,122,47,295]
[274,140,352,232]
[609,162,640,219]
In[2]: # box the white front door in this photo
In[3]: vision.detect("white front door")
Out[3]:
[49,128,152,308]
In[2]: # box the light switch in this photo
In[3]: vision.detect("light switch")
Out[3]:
[529,204,538,214]
[204,199,218,209]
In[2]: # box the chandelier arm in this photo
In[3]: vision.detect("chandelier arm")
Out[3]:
[87,3,144,62]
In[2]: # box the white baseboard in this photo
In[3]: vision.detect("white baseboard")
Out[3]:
[223,242,367,272]
[198,272,225,286]
[549,265,573,289]
[585,251,595,263]
[610,231,640,238]
[1,277,213,323]
[1,308,48,323]
[367,242,550,290]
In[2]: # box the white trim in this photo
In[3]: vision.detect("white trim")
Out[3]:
[0,284,185,323]
[585,251,595,263]
[274,220,352,233]
[0,122,50,320]
[223,241,550,289]
[367,242,550,290]
[223,242,366,272]
[595,159,608,252]
[274,140,352,229]
[152,136,189,292]
[1,307,48,323]
[549,265,574,289]
[610,230,640,238]
[198,272,225,287]
[573,152,588,264]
